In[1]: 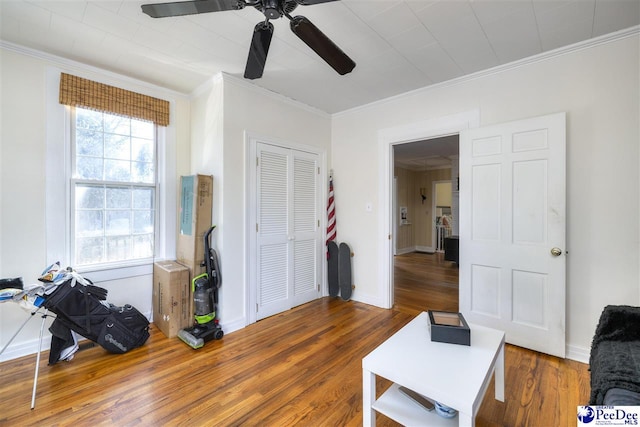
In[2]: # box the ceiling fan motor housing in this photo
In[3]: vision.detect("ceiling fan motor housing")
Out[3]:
[263,0,280,18]
[257,0,298,19]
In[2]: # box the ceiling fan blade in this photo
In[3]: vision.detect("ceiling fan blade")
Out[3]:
[244,21,274,80]
[289,15,355,75]
[294,0,339,5]
[141,0,244,18]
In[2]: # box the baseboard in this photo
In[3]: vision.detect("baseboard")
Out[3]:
[566,344,590,364]
[396,246,436,255]
[219,316,246,335]
[352,292,388,309]
[0,335,53,363]
[3,308,588,365]
[1,310,153,363]
[395,247,415,255]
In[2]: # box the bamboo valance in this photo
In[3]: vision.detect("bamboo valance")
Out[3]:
[59,73,170,126]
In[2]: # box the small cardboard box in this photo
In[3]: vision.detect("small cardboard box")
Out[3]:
[177,174,213,277]
[153,261,192,338]
[427,310,470,346]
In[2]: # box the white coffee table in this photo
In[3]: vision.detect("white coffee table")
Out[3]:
[362,312,505,426]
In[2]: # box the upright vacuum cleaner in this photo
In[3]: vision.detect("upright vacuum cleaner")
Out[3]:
[178,226,223,349]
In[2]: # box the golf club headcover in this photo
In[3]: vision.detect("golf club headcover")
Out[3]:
[0,277,23,289]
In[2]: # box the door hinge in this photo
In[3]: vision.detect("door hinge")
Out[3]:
[256,223,259,232]
[256,156,259,167]
[317,167,320,174]
[317,283,320,292]
[318,220,320,227]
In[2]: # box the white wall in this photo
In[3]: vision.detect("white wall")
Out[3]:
[0,46,191,361]
[0,49,50,360]
[0,47,330,360]
[2,33,637,363]
[332,33,640,360]
[189,74,332,331]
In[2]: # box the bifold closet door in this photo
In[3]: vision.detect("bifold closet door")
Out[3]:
[256,143,321,320]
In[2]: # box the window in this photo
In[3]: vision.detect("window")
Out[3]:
[71,107,157,267]
[47,70,176,281]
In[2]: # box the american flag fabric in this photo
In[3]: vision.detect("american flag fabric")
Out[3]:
[326,175,336,254]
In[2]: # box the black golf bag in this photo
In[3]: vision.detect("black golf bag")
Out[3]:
[44,276,150,365]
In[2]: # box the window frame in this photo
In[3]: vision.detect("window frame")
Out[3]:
[69,107,160,269]
[45,68,176,282]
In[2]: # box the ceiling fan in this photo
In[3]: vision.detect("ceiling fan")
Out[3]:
[141,0,356,79]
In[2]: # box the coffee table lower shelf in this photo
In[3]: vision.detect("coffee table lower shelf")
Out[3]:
[372,383,458,426]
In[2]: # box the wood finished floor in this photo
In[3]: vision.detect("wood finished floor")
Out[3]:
[0,253,589,426]
[393,251,459,315]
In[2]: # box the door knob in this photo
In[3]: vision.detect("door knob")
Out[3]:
[550,247,562,257]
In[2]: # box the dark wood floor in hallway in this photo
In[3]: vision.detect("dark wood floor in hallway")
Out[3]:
[393,251,459,315]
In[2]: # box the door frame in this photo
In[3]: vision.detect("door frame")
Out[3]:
[393,177,397,255]
[378,110,480,309]
[245,132,327,325]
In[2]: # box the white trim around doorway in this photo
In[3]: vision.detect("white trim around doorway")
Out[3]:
[377,110,480,309]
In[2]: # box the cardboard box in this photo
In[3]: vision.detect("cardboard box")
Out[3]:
[153,261,192,338]
[177,174,213,277]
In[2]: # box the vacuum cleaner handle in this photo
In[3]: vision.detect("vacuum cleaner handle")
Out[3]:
[203,226,215,277]
[203,225,221,289]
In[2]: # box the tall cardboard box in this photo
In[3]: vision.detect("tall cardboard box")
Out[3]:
[177,174,213,277]
[153,261,192,338]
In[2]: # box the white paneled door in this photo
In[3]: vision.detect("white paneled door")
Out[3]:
[256,142,321,321]
[459,113,566,358]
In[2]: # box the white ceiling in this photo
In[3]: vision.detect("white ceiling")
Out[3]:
[1,0,638,114]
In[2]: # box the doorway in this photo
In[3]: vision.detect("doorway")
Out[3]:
[380,110,566,356]
[392,135,459,315]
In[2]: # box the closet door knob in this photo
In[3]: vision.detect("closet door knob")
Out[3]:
[550,247,562,257]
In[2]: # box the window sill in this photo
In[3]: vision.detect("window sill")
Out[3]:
[76,261,153,283]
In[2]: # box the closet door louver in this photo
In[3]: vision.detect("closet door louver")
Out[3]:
[257,146,291,319]
[292,154,319,306]
[256,144,320,320]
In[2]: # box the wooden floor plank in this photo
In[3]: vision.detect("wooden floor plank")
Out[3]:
[393,251,459,315]
[0,253,589,426]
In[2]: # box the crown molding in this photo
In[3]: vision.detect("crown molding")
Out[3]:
[190,72,224,98]
[335,25,640,118]
[0,40,189,101]
[1,38,330,118]
[218,72,331,119]
[189,71,330,118]
[4,24,637,118]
